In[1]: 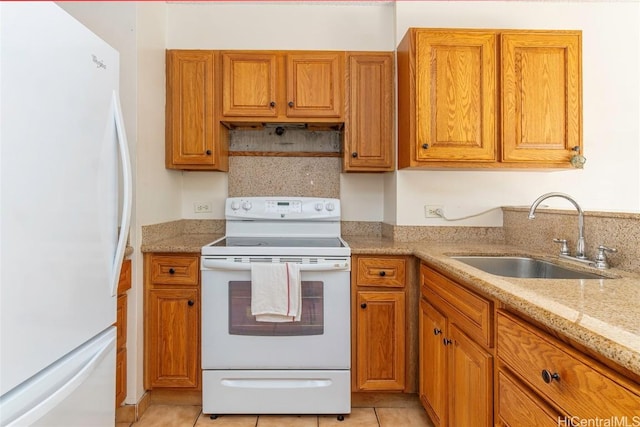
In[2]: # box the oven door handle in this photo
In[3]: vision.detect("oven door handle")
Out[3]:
[201,259,350,272]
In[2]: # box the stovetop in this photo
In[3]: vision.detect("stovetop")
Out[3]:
[201,197,350,257]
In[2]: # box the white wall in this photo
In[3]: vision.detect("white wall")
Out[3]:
[394,1,640,226]
[167,1,396,221]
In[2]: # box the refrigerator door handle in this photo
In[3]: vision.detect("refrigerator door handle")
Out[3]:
[110,90,132,297]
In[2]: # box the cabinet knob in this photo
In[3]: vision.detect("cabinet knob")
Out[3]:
[288,101,294,108]
[270,101,276,107]
[571,146,580,152]
[378,270,386,277]
[352,152,358,158]
[422,143,429,150]
[541,369,560,383]
[206,150,212,155]
[443,338,452,346]
[188,300,195,307]
[169,268,175,275]
[433,328,442,336]
[360,303,367,309]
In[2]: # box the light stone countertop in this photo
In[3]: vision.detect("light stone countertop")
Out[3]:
[347,236,640,379]
[141,232,640,378]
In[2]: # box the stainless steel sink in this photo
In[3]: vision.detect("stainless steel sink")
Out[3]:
[451,256,608,279]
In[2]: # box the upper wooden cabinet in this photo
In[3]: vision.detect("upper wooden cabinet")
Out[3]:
[397,28,582,169]
[165,50,228,171]
[221,51,344,123]
[344,52,395,172]
[500,32,582,163]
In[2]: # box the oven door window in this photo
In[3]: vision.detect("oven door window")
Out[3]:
[228,281,324,336]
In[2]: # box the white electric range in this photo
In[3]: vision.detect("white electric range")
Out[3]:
[200,197,351,420]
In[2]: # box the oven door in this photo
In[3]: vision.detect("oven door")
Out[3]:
[201,256,351,370]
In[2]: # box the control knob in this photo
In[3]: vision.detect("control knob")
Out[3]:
[325,202,335,212]
[314,202,324,212]
[230,201,240,211]
[241,201,252,211]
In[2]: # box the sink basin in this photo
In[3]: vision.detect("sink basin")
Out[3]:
[451,256,607,279]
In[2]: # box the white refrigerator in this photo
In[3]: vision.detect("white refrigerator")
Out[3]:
[0,2,132,426]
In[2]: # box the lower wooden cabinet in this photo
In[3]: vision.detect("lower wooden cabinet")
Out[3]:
[352,255,408,391]
[115,258,131,407]
[144,253,200,390]
[419,264,493,427]
[497,310,640,423]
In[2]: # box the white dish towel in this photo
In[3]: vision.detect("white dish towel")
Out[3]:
[250,262,301,322]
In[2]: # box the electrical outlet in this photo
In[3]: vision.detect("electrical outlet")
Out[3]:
[424,205,443,218]
[193,201,212,214]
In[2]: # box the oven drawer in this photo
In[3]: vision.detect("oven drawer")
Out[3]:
[150,254,199,285]
[355,256,406,288]
[203,370,351,415]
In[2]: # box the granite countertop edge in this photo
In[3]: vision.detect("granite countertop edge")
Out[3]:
[141,233,640,378]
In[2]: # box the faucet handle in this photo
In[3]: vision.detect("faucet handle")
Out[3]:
[593,245,618,269]
[553,238,570,255]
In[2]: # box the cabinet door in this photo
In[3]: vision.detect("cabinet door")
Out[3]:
[448,325,493,427]
[419,299,448,427]
[147,288,199,388]
[344,53,394,171]
[501,32,581,163]
[356,291,406,391]
[286,52,344,118]
[415,30,497,162]
[166,50,218,168]
[221,52,279,117]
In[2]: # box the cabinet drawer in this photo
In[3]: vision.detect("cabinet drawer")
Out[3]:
[150,254,199,285]
[497,368,559,427]
[117,259,132,294]
[421,265,492,348]
[497,311,640,418]
[356,256,406,288]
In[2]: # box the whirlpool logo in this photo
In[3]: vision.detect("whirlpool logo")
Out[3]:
[92,54,107,70]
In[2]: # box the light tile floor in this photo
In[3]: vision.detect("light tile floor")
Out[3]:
[118,394,434,427]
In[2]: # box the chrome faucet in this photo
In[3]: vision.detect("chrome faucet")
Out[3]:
[527,192,586,259]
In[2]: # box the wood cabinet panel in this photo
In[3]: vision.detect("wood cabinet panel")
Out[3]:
[356,256,406,288]
[221,51,343,122]
[165,50,228,171]
[222,52,278,117]
[419,299,448,427]
[419,263,493,427]
[116,348,127,408]
[344,52,394,171]
[286,52,343,118]
[355,291,406,391]
[150,254,199,286]
[414,30,497,162]
[501,32,581,163]
[147,287,199,388]
[115,259,130,407]
[448,325,492,427]
[421,266,493,348]
[497,310,640,418]
[398,28,582,169]
[145,253,201,391]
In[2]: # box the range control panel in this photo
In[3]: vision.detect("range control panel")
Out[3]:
[225,197,341,221]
